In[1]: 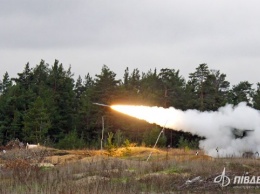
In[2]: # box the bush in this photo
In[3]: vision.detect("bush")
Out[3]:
[56,129,86,149]
[143,127,167,147]
[122,139,131,156]
[114,130,125,147]
[105,132,116,156]
[177,136,199,150]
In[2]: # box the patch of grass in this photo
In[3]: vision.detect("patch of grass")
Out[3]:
[163,166,183,174]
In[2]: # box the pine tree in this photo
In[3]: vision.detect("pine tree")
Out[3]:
[2,72,12,94]
[94,65,120,104]
[253,83,260,110]
[158,68,186,109]
[188,64,210,110]
[23,97,51,143]
[188,65,230,110]
[203,70,230,110]
[140,68,162,106]
[228,81,254,106]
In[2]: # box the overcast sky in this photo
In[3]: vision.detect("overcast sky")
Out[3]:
[1,0,260,86]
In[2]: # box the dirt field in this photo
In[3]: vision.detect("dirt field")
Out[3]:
[1,147,260,193]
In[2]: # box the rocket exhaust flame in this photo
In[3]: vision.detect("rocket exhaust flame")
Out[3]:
[111,103,260,157]
[111,105,175,127]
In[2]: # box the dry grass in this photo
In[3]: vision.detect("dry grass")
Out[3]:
[1,147,260,193]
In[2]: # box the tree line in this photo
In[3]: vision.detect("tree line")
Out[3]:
[0,60,260,149]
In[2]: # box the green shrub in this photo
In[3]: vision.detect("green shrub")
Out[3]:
[114,130,125,147]
[177,136,199,150]
[56,129,86,149]
[105,132,116,156]
[143,127,167,147]
[122,139,131,156]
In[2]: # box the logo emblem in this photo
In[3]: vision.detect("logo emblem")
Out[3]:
[214,168,231,187]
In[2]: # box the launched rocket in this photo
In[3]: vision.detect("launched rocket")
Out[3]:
[92,102,110,107]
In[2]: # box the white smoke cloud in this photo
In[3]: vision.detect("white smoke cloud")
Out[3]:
[112,102,260,157]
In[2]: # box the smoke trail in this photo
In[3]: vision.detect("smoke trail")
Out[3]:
[111,102,260,157]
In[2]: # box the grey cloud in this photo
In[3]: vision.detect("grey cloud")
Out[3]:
[1,0,260,85]
[1,0,260,49]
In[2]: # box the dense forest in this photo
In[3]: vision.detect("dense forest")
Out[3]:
[1,60,260,149]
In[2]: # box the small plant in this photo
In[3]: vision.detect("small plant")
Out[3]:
[114,130,124,147]
[106,132,116,156]
[122,139,131,156]
[123,139,130,147]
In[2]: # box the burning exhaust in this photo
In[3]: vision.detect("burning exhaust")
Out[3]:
[111,103,260,157]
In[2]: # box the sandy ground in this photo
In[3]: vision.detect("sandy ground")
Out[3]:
[40,147,212,166]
